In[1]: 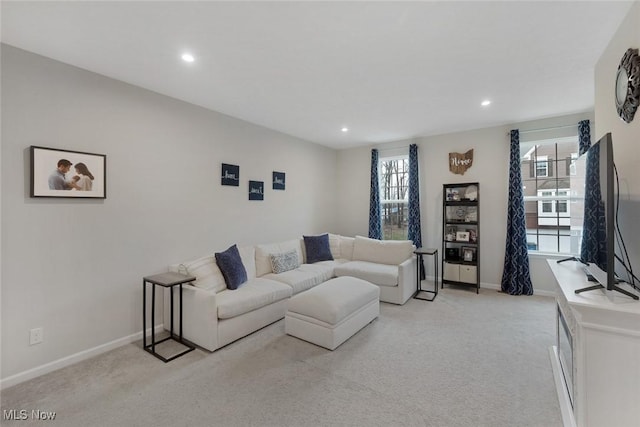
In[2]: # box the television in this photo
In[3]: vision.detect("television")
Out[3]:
[575,132,638,299]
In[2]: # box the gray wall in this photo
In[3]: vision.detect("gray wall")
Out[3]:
[335,112,594,295]
[594,1,640,282]
[1,45,337,381]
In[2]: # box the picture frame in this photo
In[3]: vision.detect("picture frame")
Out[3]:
[221,163,240,186]
[462,246,476,262]
[467,228,477,243]
[445,247,460,261]
[30,146,106,199]
[455,231,470,242]
[272,171,285,190]
[248,180,264,201]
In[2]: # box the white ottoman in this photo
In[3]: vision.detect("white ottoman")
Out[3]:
[285,276,380,350]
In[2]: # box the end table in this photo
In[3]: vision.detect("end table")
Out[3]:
[414,248,439,301]
[143,272,196,362]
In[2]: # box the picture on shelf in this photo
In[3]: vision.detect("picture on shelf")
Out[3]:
[462,246,476,262]
[445,247,460,261]
[445,226,457,241]
[467,228,477,243]
[446,188,460,201]
[456,231,470,242]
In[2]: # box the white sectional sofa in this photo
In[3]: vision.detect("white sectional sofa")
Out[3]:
[163,234,416,352]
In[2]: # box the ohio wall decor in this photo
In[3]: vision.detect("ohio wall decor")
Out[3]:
[30,146,106,199]
[449,149,474,175]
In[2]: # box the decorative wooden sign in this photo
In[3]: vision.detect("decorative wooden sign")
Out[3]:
[449,149,474,175]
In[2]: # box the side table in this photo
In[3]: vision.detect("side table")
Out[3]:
[414,248,439,301]
[143,272,196,362]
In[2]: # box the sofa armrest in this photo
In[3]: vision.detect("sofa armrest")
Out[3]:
[163,284,219,352]
[397,256,417,304]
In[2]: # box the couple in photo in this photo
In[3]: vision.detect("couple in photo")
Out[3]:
[48,159,94,191]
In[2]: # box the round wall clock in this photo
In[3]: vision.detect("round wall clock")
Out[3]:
[615,48,640,123]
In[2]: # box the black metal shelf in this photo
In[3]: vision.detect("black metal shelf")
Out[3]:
[442,182,480,294]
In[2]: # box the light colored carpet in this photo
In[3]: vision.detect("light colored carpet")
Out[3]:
[1,287,562,427]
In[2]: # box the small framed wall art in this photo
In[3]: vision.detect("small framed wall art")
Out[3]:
[248,180,264,201]
[221,163,240,186]
[30,146,106,199]
[272,171,285,190]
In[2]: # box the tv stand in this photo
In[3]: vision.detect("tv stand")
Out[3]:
[547,260,640,427]
[574,282,639,300]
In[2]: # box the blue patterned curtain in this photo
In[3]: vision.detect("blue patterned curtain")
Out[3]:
[407,144,422,248]
[501,129,534,295]
[368,149,382,239]
[579,121,606,268]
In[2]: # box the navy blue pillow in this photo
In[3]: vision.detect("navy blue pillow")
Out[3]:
[214,244,247,290]
[303,234,334,264]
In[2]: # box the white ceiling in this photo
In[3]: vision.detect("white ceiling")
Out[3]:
[1,1,634,149]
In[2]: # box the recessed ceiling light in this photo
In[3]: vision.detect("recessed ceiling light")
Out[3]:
[181,53,195,63]
[341,127,349,132]
[481,100,491,107]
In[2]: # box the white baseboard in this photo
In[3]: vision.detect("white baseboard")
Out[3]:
[0,325,164,390]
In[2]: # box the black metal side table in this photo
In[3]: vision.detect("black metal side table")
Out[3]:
[143,272,196,362]
[414,248,439,301]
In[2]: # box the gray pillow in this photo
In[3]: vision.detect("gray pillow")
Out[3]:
[214,244,247,290]
[270,250,300,274]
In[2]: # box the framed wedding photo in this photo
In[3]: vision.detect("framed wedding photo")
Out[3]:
[30,146,106,199]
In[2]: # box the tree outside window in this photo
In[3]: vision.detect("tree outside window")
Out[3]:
[379,156,409,240]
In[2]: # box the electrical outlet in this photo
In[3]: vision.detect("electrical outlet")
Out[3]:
[29,328,43,345]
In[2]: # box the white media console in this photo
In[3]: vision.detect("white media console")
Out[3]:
[547,260,640,427]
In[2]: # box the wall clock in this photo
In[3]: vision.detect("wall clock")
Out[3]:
[615,48,640,123]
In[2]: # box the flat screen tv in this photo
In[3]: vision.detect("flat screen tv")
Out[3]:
[575,132,638,299]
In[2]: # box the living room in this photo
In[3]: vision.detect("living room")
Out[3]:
[2,2,640,426]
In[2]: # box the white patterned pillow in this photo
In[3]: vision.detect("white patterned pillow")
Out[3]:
[270,250,300,274]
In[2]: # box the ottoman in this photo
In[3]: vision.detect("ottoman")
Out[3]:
[285,276,380,350]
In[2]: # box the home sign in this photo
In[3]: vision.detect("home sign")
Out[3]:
[449,149,474,175]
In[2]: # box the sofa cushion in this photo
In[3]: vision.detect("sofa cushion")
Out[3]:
[255,239,303,276]
[263,263,332,294]
[238,246,256,280]
[270,249,300,274]
[303,234,334,264]
[215,244,247,290]
[339,236,355,260]
[175,255,226,293]
[334,260,399,287]
[216,278,292,319]
[328,233,342,259]
[352,236,414,265]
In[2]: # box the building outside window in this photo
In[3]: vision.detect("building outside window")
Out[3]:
[521,137,584,254]
[379,155,409,240]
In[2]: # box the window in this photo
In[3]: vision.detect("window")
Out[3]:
[379,155,409,240]
[535,155,549,177]
[521,138,583,255]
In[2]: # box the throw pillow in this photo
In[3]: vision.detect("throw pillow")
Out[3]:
[303,234,334,264]
[214,244,247,290]
[270,250,300,274]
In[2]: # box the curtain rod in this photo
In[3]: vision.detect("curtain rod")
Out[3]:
[515,123,583,135]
